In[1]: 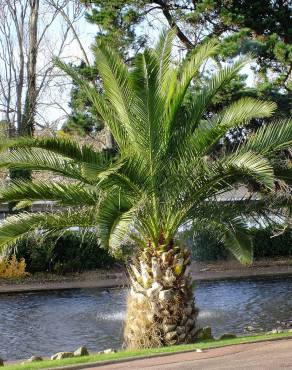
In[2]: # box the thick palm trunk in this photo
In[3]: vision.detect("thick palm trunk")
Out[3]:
[124,244,199,348]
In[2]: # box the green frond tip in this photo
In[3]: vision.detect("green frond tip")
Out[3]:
[243,118,292,156]
[215,98,276,128]
[0,208,97,251]
[225,151,275,190]
[0,136,111,165]
[0,180,101,206]
[223,228,253,266]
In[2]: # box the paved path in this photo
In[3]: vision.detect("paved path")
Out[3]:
[85,339,292,370]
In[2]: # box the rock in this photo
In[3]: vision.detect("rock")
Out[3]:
[103,348,116,354]
[27,356,43,362]
[51,352,74,360]
[176,326,186,335]
[219,333,237,340]
[163,324,177,333]
[267,329,277,334]
[197,326,213,340]
[268,328,282,334]
[280,320,292,328]
[74,346,89,357]
[159,289,173,301]
[0,358,3,367]
[165,331,177,341]
[196,349,203,353]
[244,325,256,332]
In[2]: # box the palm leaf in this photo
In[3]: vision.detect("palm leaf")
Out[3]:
[243,118,292,156]
[0,208,97,251]
[0,180,101,206]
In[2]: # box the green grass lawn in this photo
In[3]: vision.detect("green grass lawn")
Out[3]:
[5,331,292,370]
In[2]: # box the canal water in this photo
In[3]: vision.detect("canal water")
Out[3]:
[1,276,292,360]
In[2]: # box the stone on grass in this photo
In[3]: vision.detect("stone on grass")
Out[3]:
[267,328,282,334]
[74,346,89,357]
[219,333,237,340]
[244,325,256,332]
[51,352,74,360]
[197,326,213,340]
[103,348,116,354]
[27,356,43,362]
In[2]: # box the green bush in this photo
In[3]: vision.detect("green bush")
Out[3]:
[183,227,292,262]
[12,231,116,274]
[252,228,292,258]
[180,227,228,261]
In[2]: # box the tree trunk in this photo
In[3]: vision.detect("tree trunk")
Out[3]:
[124,243,199,349]
[21,0,39,137]
[10,0,40,193]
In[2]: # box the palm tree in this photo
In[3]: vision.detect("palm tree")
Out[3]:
[0,30,291,348]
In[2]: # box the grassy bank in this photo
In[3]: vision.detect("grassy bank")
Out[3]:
[5,331,292,370]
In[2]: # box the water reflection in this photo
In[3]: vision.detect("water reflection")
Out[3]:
[1,277,292,360]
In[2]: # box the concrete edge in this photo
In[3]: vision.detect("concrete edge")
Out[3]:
[42,335,292,370]
[2,270,292,294]
[0,276,128,294]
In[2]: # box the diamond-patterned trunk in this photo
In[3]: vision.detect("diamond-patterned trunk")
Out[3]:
[124,244,199,348]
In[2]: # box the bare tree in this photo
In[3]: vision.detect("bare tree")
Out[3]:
[0,0,89,137]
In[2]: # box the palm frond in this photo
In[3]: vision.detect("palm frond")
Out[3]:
[0,208,97,251]
[186,58,249,133]
[224,151,275,190]
[0,148,90,183]
[0,180,101,206]
[222,222,253,265]
[93,43,134,137]
[154,28,177,89]
[243,118,292,156]
[96,192,134,249]
[166,39,219,133]
[55,59,129,149]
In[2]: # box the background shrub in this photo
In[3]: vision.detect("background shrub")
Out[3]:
[252,228,292,258]
[182,227,292,262]
[0,255,28,279]
[12,231,116,274]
